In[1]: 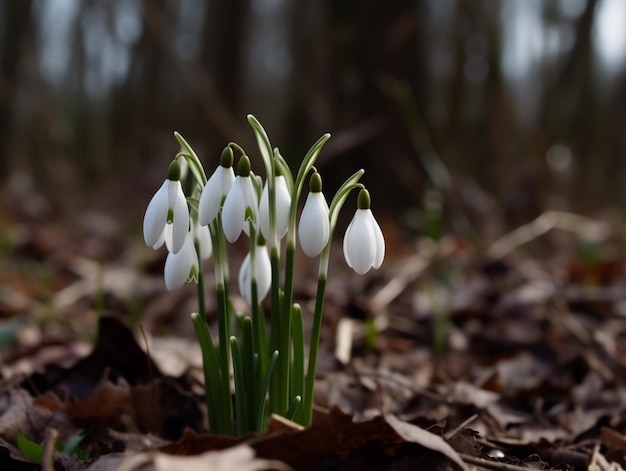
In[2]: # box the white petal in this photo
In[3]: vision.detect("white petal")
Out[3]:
[240,177,259,237]
[238,253,251,302]
[222,178,246,242]
[259,176,291,240]
[274,176,291,239]
[343,209,376,274]
[255,246,272,301]
[143,181,169,248]
[168,180,190,254]
[198,166,234,225]
[298,192,330,257]
[194,221,213,260]
[259,185,270,239]
[164,233,198,290]
[371,213,385,269]
[238,246,271,305]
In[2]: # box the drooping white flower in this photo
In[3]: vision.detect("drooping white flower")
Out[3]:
[193,219,213,260]
[343,189,385,274]
[164,231,199,290]
[259,175,291,240]
[143,161,189,254]
[221,156,258,243]
[198,148,235,226]
[238,243,272,305]
[298,172,329,257]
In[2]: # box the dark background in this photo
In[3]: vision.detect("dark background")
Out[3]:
[2,0,626,242]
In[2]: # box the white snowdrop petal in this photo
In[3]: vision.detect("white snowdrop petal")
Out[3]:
[298,192,330,257]
[238,253,251,303]
[255,246,272,302]
[222,178,246,242]
[194,221,213,260]
[275,176,291,239]
[143,181,169,248]
[371,213,385,269]
[343,210,376,274]
[238,246,272,305]
[199,166,235,225]
[240,177,259,237]
[164,234,198,291]
[259,176,291,240]
[170,181,190,254]
[198,172,222,225]
[259,183,271,240]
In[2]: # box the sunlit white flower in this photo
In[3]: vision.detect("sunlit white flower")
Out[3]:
[259,175,291,240]
[198,159,235,226]
[221,157,258,243]
[164,231,199,290]
[298,173,329,257]
[343,190,384,274]
[143,169,189,254]
[238,243,272,305]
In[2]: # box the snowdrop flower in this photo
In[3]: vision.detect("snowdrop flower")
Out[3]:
[238,240,272,305]
[221,156,258,243]
[298,172,330,257]
[198,147,235,226]
[143,160,189,254]
[164,230,199,291]
[193,219,213,260]
[259,173,291,240]
[343,189,385,274]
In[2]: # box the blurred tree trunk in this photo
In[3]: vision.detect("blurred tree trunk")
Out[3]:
[531,0,598,213]
[0,0,33,179]
[202,0,249,118]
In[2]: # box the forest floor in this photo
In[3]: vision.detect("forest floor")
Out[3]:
[2,192,626,470]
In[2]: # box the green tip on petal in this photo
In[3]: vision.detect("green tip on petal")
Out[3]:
[167,160,182,181]
[357,188,371,210]
[220,146,234,168]
[257,232,267,246]
[237,155,251,177]
[274,160,283,176]
[309,172,323,193]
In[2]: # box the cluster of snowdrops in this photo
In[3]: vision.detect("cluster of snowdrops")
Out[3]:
[142,116,384,435]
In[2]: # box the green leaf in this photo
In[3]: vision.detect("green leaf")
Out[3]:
[17,433,43,464]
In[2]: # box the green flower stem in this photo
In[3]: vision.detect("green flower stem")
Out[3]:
[269,248,282,414]
[276,243,296,415]
[240,316,258,430]
[208,217,233,434]
[291,304,305,424]
[285,395,302,422]
[174,132,208,186]
[303,271,327,427]
[257,350,279,432]
[191,312,229,434]
[230,336,248,436]
[302,170,365,427]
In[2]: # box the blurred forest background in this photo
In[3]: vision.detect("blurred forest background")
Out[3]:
[2,0,626,242]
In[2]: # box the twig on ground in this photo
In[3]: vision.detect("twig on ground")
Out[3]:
[42,428,58,471]
[487,210,609,260]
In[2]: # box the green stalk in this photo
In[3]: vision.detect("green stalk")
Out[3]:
[191,313,227,434]
[303,272,327,426]
[208,217,233,434]
[291,304,305,424]
[240,316,258,431]
[230,337,248,436]
[173,132,208,186]
[269,262,282,414]
[302,169,364,426]
[256,350,279,432]
[285,395,302,422]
